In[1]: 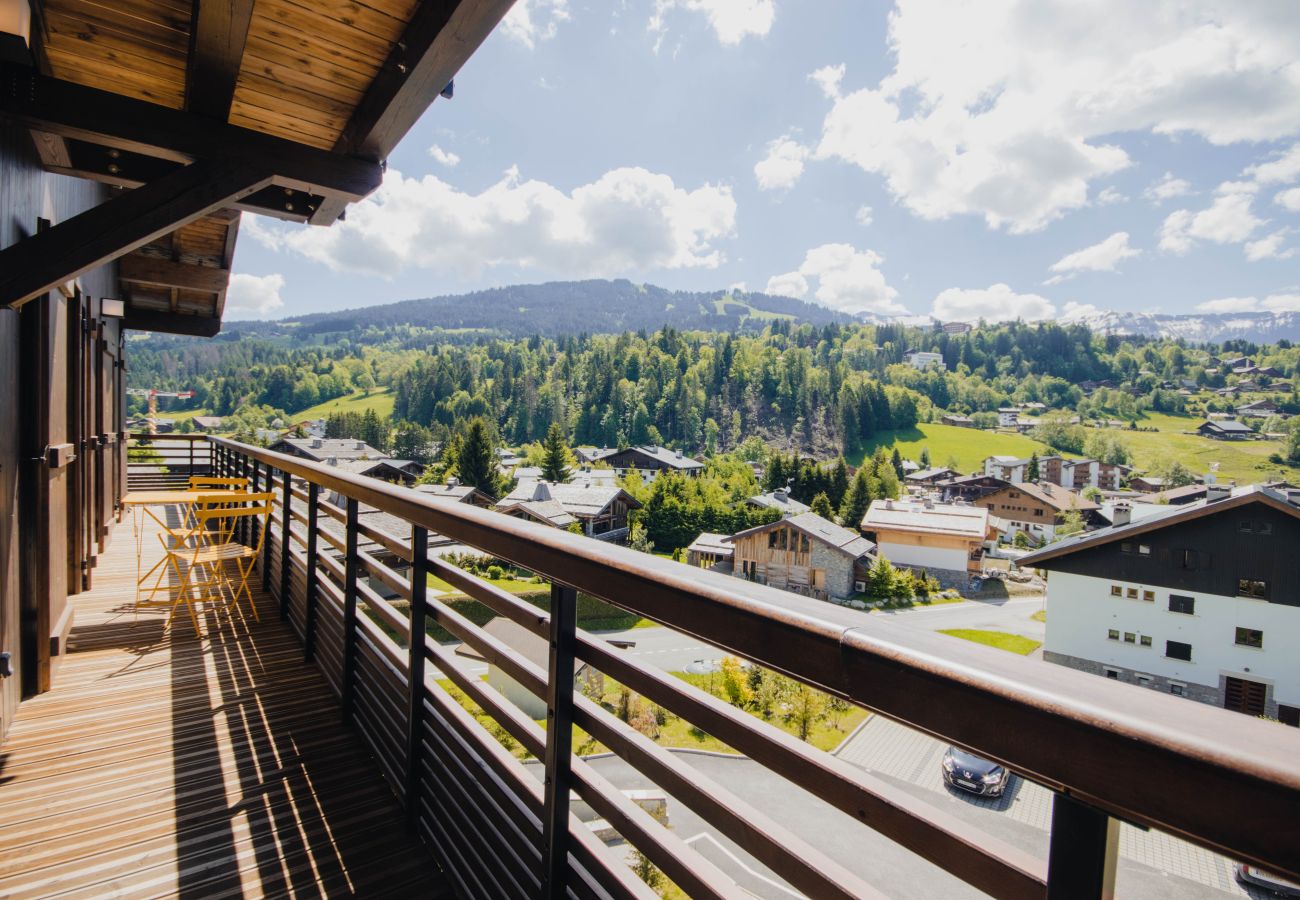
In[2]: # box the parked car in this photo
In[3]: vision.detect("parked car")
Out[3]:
[1236,863,1300,897]
[942,746,1009,797]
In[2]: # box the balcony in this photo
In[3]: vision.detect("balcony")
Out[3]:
[2,432,1297,899]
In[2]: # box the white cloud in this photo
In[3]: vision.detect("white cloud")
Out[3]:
[1196,294,1300,313]
[765,243,903,315]
[1158,181,1263,254]
[1060,301,1105,322]
[1096,187,1127,206]
[1244,229,1295,262]
[1048,232,1140,280]
[250,166,736,279]
[931,284,1056,323]
[754,137,809,191]
[502,0,570,48]
[1276,187,1300,212]
[1144,172,1192,203]
[226,272,285,319]
[650,0,774,46]
[809,64,846,99]
[1245,143,1300,184]
[809,2,1300,234]
[428,144,460,167]
[855,205,873,226]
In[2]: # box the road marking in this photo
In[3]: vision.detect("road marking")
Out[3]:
[684,832,805,899]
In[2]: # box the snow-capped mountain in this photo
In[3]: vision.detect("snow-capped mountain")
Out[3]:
[1056,310,1300,343]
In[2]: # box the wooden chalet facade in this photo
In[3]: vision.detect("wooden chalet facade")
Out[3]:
[727,512,875,600]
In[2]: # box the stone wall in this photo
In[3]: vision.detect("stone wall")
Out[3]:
[808,541,855,598]
[1044,650,1223,707]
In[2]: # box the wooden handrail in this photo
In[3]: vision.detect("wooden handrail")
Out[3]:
[211,435,1300,892]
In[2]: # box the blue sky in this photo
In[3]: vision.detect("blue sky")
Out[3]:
[231,1,1300,323]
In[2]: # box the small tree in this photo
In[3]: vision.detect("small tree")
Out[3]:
[1057,507,1085,537]
[1012,529,1030,548]
[839,469,873,529]
[454,417,500,497]
[628,521,655,554]
[788,682,828,742]
[810,491,835,520]
[919,446,932,468]
[540,421,573,483]
[1027,452,1040,482]
[719,656,752,707]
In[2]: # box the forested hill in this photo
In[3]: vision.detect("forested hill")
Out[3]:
[238,280,851,338]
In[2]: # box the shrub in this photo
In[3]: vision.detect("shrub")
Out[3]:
[486,564,505,580]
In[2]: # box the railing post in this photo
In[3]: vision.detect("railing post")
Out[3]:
[406,524,429,829]
[1047,793,1118,900]
[280,467,292,620]
[188,437,194,481]
[304,482,320,662]
[262,468,275,592]
[342,497,360,721]
[540,583,577,897]
[249,458,260,548]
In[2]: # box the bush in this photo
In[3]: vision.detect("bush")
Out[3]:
[486,564,505,580]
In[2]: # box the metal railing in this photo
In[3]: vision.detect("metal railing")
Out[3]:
[208,436,1300,899]
[126,432,212,490]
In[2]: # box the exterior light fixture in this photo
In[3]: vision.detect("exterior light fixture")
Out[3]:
[0,0,32,66]
[101,298,125,318]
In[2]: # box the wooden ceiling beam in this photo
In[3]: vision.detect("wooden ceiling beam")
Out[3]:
[0,157,273,309]
[333,0,514,163]
[119,255,230,293]
[122,308,223,337]
[186,0,256,120]
[0,66,381,201]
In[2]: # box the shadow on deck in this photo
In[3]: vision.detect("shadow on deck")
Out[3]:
[0,515,446,898]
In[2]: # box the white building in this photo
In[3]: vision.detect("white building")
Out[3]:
[904,351,945,370]
[1020,486,1300,727]
[861,499,995,578]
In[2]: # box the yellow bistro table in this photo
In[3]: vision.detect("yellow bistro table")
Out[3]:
[122,489,254,610]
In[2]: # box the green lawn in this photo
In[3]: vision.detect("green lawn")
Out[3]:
[938,628,1042,655]
[855,423,1053,470]
[292,386,396,422]
[1030,609,1047,623]
[427,572,542,596]
[1111,412,1297,484]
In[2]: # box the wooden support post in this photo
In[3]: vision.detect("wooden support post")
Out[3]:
[303,482,319,662]
[342,497,360,721]
[540,583,578,896]
[279,468,291,620]
[1047,794,1118,900]
[406,524,429,827]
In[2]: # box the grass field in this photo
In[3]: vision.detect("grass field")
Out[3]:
[939,629,1042,655]
[855,423,1052,470]
[1112,411,1298,485]
[293,386,396,422]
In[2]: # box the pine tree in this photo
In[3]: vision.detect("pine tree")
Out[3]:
[1027,452,1040,482]
[839,469,873,530]
[810,491,835,521]
[829,457,850,509]
[540,422,572,483]
[455,417,499,497]
[890,447,904,479]
[919,446,931,468]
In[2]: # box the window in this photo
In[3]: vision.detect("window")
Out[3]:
[1034,508,1043,517]
[800,534,810,553]
[1237,579,1268,599]
[1169,595,1195,615]
[1140,635,1152,647]
[1121,541,1150,556]
[1235,627,1263,649]
[1110,585,1122,597]
[1238,520,1273,535]
[1126,587,1138,599]
[1107,629,1119,640]
[1170,683,1186,696]
[768,531,777,549]
[1280,705,1300,728]
[1123,632,1136,643]
[1166,640,1192,661]
[1104,668,1120,680]
[1142,590,1155,602]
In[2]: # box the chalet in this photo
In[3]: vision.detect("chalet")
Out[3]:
[940,321,973,334]
[271,437,387,462]
[1236,399,1280,418]
[1127,475,1165,494]
[190,415,224,432]
[748,489,810,517]
[496,481,641,542]
[1077,380,1118,393]
[727,512,875,601]
[1021,486,1300,724]
[324,457,424,485]
[984,455,1031,482]
[904,350,945,370]
[1039,456,1131,492]
[997,408,1021,428]
[685,532,734,569]
[1222,356,1254,370]
[412,479,495,508]
[861,499,997,579]
[1197,419,1253,440]
[940,414,975,428]
[937,474,1010,503]
[904,467,958,487]
[582,445,704,478]
[1138,483,1211,506]
[975,482,1102,543]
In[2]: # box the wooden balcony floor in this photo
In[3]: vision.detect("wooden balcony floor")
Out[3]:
[0,515,446,898]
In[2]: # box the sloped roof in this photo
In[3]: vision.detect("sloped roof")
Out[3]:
[862,500,990,538]
[686,532,734,557]
[1200,418,1253,433]
[728,512,875,559]
[413,483,491,504]
[276,438,387,461]
[748,491,811,514]
[500,480,639,517]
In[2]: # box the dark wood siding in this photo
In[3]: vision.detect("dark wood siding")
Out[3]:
[1039,501,1300,608]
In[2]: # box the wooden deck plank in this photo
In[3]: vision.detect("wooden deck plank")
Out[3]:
[0,515,444,898]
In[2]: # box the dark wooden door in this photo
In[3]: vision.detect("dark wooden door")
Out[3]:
[1224,677,1267,717]
[0,309,19,738]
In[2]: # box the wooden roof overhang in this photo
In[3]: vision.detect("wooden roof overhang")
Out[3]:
[0,0,513,335]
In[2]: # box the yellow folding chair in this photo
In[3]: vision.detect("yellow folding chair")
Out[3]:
[164,492,273,633]
[188,476,250,490]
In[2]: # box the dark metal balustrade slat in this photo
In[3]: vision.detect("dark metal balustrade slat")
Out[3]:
[541,583,578,897]
[407,523,429,831]
[304,481,320,662]
[1046,794,1118,900]
[342,496,361,722]
[279,467,291,619]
